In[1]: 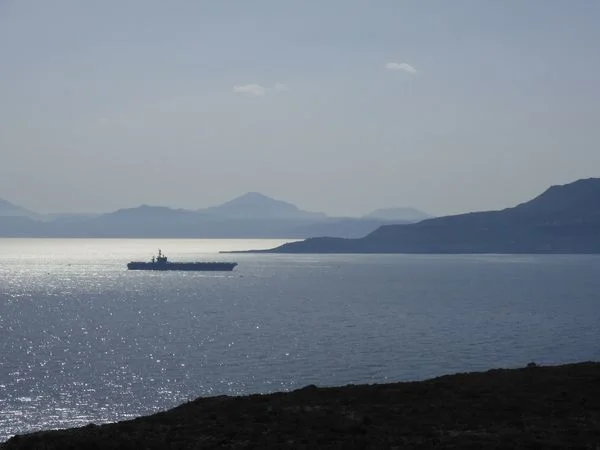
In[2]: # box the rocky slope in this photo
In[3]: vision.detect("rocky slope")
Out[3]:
[3,362,599,449]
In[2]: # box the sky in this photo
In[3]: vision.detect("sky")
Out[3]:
[1,0,600,217]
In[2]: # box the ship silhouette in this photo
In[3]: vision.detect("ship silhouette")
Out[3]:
[127,249,238,271]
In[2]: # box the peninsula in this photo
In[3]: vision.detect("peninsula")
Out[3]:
[232,178,600,254]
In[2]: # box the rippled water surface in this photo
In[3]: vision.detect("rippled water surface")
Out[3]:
[1,238,600,441]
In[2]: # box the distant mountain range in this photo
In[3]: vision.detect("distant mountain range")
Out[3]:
[242,178,600,254]
[0,198,42,220]
[0,193,430,238]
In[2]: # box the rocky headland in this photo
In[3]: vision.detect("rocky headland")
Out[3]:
[2,362,599,449]
[233,177,600,254]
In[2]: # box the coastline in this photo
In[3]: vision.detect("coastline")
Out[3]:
[3,361,599,449]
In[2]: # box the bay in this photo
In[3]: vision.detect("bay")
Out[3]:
[1,238,599,441]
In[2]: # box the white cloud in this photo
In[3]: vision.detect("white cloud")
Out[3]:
[233,82,290,97]
[385,62,418,74]
[233,84,267,96]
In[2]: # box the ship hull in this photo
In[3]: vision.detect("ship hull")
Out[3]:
[127,262,237,271]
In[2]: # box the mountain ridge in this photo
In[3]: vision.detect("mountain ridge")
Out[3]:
[0,198,42,220]
[234,178,600,254]
[0,192,420,238]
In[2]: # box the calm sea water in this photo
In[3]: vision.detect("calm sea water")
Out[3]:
[1,238,600,441]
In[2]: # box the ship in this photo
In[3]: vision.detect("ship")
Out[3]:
[127,249,238,271]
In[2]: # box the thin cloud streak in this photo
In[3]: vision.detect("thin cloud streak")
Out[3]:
[233,84,267,96]
[233,82,289,97]
[385,62,418,74]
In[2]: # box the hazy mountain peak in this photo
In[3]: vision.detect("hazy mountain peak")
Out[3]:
[240,191,271,200]
[0,197,41,219]
[203,192,326,220]
[227,192,289,206]
[0,197,24,211]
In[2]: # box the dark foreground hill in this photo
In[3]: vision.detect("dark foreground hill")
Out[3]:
[249,178,600,254]
[3,362,599,449]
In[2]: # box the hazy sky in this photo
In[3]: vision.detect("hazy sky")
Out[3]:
[1,1,599,217]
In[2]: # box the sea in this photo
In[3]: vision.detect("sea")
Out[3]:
[1,238,600,441]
